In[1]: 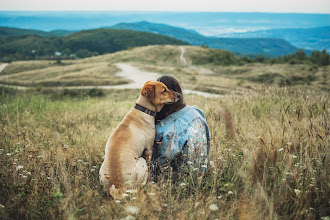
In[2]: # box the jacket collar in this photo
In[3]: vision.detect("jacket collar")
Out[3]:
[158,105,190,126]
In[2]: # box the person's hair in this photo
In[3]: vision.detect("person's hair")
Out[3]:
[155,75,186,122]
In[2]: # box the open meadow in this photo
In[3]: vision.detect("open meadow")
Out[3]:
[0,45,329,219]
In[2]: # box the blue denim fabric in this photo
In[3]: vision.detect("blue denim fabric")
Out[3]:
[154,105,211,167]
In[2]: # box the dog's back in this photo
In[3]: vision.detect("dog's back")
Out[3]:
[99,81,179,199]
[99,109,151,190]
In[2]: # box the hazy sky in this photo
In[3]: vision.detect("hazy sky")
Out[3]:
[0,0,329,13]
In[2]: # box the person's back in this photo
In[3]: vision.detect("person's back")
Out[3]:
[150,75,211,181]
[154,105,210,167]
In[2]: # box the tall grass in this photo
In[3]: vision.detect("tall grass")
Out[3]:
[0,86,328,219]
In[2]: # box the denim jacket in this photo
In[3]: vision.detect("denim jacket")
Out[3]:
[154,105,211,168]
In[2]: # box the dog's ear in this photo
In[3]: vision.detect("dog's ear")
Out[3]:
[141,84,155,100]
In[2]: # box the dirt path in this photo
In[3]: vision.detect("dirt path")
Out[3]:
[179,46,187,66]
[0,62,221,98]
[0,63,8,73]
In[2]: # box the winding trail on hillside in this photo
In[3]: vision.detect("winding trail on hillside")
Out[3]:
[179,46,187,66]
[0,62,221,98]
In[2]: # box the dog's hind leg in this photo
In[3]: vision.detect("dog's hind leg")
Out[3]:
[133,157,148,185]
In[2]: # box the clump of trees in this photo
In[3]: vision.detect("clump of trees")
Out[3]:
[193,47,330,66]
[246,49,330,66]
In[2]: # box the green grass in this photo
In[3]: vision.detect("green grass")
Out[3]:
[0,85,329,219]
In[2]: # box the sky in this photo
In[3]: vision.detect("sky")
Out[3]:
[0,0,330,13]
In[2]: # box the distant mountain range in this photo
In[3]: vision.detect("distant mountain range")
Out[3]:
[1,20,329,58]
[110,21,298,56]
[0,27,74,37]
[0,23,299,57]
[217,26,330,52]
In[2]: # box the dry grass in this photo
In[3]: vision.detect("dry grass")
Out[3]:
[1,45,328,92]
[0,61,127,87]
[0,84,329,219]
[0,45,329,219]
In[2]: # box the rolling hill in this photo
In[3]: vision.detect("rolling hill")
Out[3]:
[110,21,298,56]
[0,28,188,61]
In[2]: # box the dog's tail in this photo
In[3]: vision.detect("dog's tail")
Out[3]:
[109,185,123,200]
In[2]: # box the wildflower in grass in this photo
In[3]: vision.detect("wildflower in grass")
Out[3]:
[209,204,219,211]
[292,155,298,159]
[16,165,23,170]
[6,153,11,156]
[122,193,129,197]
[179,182,186,187]
[209,160,215,168]
[162,203,168,207]
[217,195,223,199]
[125,205,139,215]
[228,191,233,195]
[28,155,32,158]
[294,189,301,196]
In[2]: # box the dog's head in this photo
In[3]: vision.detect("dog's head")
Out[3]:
[141,81,180,111]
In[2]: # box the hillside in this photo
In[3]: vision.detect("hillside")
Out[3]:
[0,29,188,61]
[218,26,330,52]
[1,45,328,90]
[110,21,298,56]
[0,27,74,37]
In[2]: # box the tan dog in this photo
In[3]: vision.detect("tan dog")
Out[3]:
[99,81,180,199]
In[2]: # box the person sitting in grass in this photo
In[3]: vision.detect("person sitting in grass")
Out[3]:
[151,75,211,181]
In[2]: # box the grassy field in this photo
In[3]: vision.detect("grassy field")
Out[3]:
[0,84,329,219]
[0,45,329,219]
